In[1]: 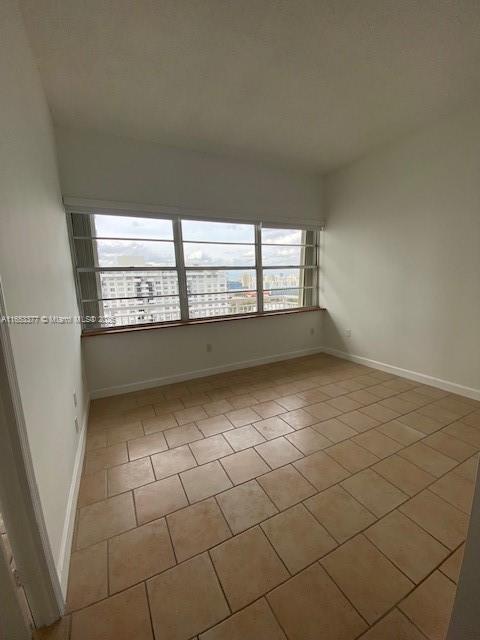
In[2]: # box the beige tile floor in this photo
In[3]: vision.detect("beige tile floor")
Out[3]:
[38,354,480,640]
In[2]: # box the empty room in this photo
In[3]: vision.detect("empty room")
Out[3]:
[1,1,480,639]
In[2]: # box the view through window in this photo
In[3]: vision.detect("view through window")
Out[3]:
[69,212,320,331]
[182,219,257,319]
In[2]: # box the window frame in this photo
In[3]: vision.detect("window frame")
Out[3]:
[66,210,322,334]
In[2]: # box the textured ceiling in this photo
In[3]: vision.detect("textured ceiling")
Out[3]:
[20,0,480,172]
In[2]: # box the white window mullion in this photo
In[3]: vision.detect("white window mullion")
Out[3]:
[311,229,320,307]
[255,223,264,313]
[173,218,189,321]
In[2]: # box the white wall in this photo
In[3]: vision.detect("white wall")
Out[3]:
[55,127,324,396]
[323,106,480,396]
[84,311,323,397]
[0,1,87,590]
[55,127,323,225]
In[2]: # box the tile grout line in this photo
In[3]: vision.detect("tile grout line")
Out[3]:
[143,578,157,640]
[74,438,474,611]
[354,607,429,639]
[67,508,461,632]
[213,494,234,538]
[76,427,477,550]
[163,511,178,566]
[85,387,476,453]
[82,391,475,482]
[257,523,293,579]
[74,358,479,635]
[263,595,291,640]
[207,548,233,618]
[74,435,476,559]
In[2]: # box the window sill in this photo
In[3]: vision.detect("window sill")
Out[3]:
[81,306,326,337]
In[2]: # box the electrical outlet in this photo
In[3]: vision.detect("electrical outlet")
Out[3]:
[344,329,352,338]
[206,343,212,352]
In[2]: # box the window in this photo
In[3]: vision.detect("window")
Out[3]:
[68,211,320,332]
[261,227,317,311]
[182,220,257,319]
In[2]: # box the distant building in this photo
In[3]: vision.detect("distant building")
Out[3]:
[99,270,181,324]
[100,269,234,324]
[99,264,298,326]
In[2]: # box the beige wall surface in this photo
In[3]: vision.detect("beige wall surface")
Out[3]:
[323,106,480,394]
[0,0,87,581]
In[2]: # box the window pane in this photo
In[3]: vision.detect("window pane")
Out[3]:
[75,239,176,267]
[182,220,254,243]
[188,292,257,319]
[186,270,256,294]
[85,296,181,328]
[263,268,305,290]
[261,228,306,244]
[69,212,320,332]
[94,215,173,240]
[263,289,304,311]
[80,271,180,301]
[183,243,255,266]
[262,245,304,266]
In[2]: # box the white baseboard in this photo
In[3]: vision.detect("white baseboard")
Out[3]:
[321,346,480,401]
[56,397,89,598]
[90,347,325,399]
